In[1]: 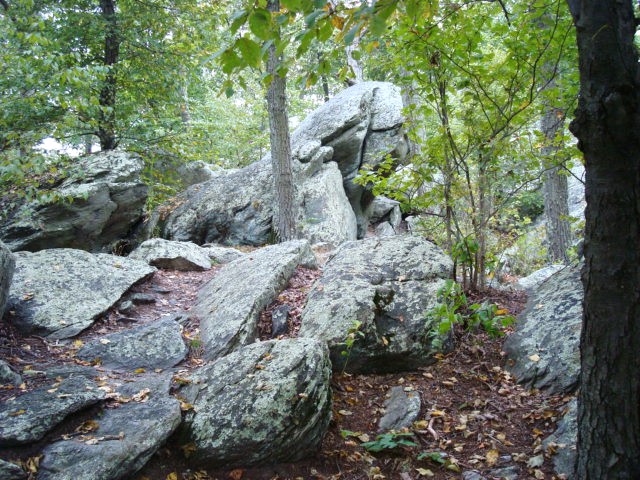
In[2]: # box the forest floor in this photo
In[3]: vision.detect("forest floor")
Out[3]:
[0,264,573,480]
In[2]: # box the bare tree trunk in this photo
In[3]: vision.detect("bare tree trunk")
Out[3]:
[98,0,119,151]
[266,0,296,241]
[346,41,363,84]
[566,0,640,478]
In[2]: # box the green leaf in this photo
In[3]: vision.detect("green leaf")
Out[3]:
[248,8,272,40]
[230,9,249,34]
[236,36,262,68]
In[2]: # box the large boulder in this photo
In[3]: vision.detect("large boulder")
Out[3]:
[6,249,155,339]
[148,82,406,246]
[0,240,15,315]
[194,240,316,361]
[0,376,104,446]
[178,338,332,468]
[77,317,188,370]
[38,375,181,480]
[299,235,453,373]
[504,265,582,394]
[129,238,212,271]
[0,151,148,253]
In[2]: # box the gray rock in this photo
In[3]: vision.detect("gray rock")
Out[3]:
[462,471,487,480]
[389,206,402,230]
[117,300,135,314]
[0,359,21,386]
[567,163,585,220]
[202,244,245,264]
[176,160,218,187]
[0,151,148,253]
[1,240,15,315]
[543,399,577,479]
[374,221,397,237]
[194,240,316,361]
[77,317,187,370]
[149,82,406,246]
[129,238,211,271]
[516,264,566,292]
[178,338,332,468]
[38,377,180,480]
[271,305,291,338]
[369,197,400,223]
[297,162,358,247]
[128,293,156,305]
[488,465,520,479]
[378,386,421,432]
[0,459,26,480]
[299,236,453,373]
[6,249,155,339]
[504,265,582,394]
[0,376,104,446]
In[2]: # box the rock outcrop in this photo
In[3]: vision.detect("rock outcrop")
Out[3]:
[0,376,104,446]
[503,265,582,394]
[38,375,181,480]
[6,249,155,339]
[77,317,187,370]
[0,151,148,253]
[148,82,406,246]
[543,399,577,479]
[300,235,453,373]
[129,238,212,271]
[0,240,15,315]
[178,338,332,468]
[194,240,316,361]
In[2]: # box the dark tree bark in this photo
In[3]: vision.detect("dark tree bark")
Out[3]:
[541,103,571,263]
[565,1,640,478]
[266,0,297,241]
[98,0,120,151]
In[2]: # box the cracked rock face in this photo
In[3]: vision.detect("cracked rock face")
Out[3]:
[0,240,15,316]
[300,235,453,373]
[504,265,582,394]
[6,249,155,339]
[178,338,332,468]
[194,240,317,361]
[0,151,148,253]
[148,82,406,246]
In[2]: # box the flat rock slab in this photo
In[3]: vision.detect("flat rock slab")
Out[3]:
[0,240,15,315]
[378,386,421,432]
[129,238,211,271]
[179,338,332,468]
[504,265,582,394]
[77,317,188,370]
[0,376,104,446]
[194,240,317,361]
[38,376,181,480]
[300,236,453,373]
[202,244,245,264]
[6,249,156,339]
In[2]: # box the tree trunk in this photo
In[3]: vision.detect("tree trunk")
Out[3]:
[346,41,363,84]
[98,0,119,151]
[541,99,571,263]
[266,0,297,241]
[565,1,640,478]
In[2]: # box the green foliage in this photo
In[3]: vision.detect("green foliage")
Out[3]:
[340,320,365,374]
[425,280,515,346]
[361,432,418,453]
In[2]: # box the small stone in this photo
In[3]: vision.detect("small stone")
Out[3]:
[271,305,291,337]
[488,465,520,480]
[378,386,421,432]
[462,471,486,480]
[129,293,156,305]
[118,300,135,314]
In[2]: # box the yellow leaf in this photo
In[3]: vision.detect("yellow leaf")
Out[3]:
[486,448,500,467]
[73,340,84,348]
[528,354,541,362]
[180,401,194,411]
[9,409,26,417]
[166,473,178,480]
[180,442,197,458]
[330,14,345,30]
[415,468,434,477]
[133,368,146,374]
[75,420,100,433]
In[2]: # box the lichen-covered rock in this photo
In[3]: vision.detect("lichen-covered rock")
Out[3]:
[0,240,15,315]
[129,238,211,271]
[0,376,104,446]
[38,376,180,480]
[504,265,582,394]
[515,264,566,292]
[194,240,316,361]
[0,359,21,386]
[178,338,332,468]
[0,459,26,480]
[6,249,155,339]
[300,235,453,373]
[201,244,245,264]
[369,196,400,224]
[0,151,148,253]
[77,317,187,370]
[543,399,577,479]
[149,82,406,246]
[378,386,421,432]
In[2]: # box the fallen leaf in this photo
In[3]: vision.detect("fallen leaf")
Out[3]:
[9,409,26,416]
[166,473,178,480]
[180,442,197,458]
[338,409,353,416]
[534,469,545,479]
[486,448,500,466]
[528,354,541,362]
[415,468,434,477]
[180,401,194,411]
[99,339,111,345]
[133,368,146,374]
[358,433,370,442]
[75,420,100,433]
[527,454,545,468]
[131,388,150,402]
[228,469,244,480]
